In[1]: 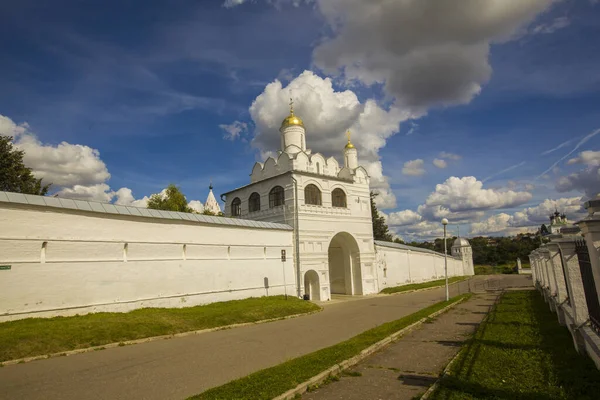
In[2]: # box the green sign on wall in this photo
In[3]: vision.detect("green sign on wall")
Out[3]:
[0,265,11,270]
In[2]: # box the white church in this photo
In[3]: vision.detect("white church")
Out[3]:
[0,102,473,321]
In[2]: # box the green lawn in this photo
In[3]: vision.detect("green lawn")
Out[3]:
[190,293,471,400]
[380,276,468,294]
[474,264,517,275]
[431,291,600,400]
[0,295,320,363]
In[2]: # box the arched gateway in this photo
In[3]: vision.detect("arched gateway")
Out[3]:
[304,270,320,301]
[328,232,362,295]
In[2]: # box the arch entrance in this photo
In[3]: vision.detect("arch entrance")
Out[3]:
[328,232,362,295]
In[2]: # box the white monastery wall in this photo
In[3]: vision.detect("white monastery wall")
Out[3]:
[0,199,294,322]
[374,241,466,291]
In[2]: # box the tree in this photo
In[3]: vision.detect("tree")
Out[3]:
[147,184,193,213]
[370,191,393,241]
[0,136,51,195]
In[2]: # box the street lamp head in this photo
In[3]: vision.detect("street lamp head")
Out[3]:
[441,218,449,226]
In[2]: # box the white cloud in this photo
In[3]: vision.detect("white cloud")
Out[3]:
[223,0,248,8]
[567,150,600,166]
[113,187,152,208]
[248,70,410,209]
[388,176,532,239]
[0,115,110,188]
[439,152,462,160]
[220,121,248,141]
[470,196,585,236]
[312,0,556,109]
[433,159,447,169]
[56,184,114,203]
[530,16,570,35]
[388,209,422,226]
[423,176,532,212]
[188,200,205,213]
[470,213,513,235]
[402,159,426,176]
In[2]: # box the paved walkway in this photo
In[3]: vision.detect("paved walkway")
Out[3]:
[303,292,499,400]
[0,275,530,400]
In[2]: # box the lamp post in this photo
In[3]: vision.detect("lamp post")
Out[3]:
[442,218,449,301]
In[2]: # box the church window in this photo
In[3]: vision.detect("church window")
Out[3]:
[249,192,261,213]
[332,188,347,208]
[316,162,320,174]
[231,197,242,217]
[304,184,322,206]
[269,186,285,208]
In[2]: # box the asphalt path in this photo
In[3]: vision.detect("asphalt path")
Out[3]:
[0,275,531,400]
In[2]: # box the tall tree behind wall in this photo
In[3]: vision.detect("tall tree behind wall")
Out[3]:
[0,136,51,195]
[370,191,393,242]
[147,184,194,213]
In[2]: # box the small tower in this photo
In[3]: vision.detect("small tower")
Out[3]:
[204,182,222,215]
[344,130,358,169]
[280,98,306,155]
[452,237,474,275]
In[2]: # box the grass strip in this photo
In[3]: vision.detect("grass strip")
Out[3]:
[190,293,472,400]
[431,290,600,400]
[0,295,319,362]
[380,276,468,294]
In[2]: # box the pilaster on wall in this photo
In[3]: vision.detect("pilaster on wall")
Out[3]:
[540,249,556,294]
[547,243,569,305]
[557,239,589,326]
[578,200,600,303]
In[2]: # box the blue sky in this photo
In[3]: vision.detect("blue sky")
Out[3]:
[1,0,599,239]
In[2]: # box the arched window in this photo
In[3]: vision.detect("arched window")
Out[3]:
[332,188,347,208]
[231,197,241,217]
[249,192,261,213]
[316,162,320,174]
[269,186,285,208]
[304,184,322,206]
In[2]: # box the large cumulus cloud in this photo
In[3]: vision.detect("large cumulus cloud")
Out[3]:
[312,0,557,109]
[249,71,409,208]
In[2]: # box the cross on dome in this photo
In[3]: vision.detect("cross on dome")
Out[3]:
[345,130,355,149]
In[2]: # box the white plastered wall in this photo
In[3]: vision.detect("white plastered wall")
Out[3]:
[374,243,468,292]
[0,204,294,321]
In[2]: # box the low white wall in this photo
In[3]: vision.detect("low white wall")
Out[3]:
[375,242,467,292]
[0,202,294,321]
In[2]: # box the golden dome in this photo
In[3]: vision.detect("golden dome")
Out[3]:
[280,113,304,130]
[345,130,355,149]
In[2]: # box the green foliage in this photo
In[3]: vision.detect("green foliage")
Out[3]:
[191,294,471,400]
[202,209,224,216]
[410,233,545,264]
[371,191,393,241]
[147,184,194,213]
[431,291,600,399]
[0,296,319,363]
[0,136,51,195]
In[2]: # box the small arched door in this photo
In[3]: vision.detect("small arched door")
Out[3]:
[304,270,320,301]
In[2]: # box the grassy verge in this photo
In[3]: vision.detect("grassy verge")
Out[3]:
[474,264,517,275]
[380,276,468,294]
[431,291,600,400]
[0,295,319,363]
[190,293,472,400]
